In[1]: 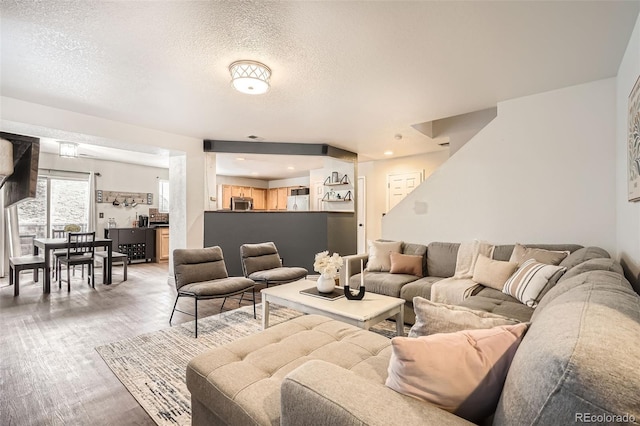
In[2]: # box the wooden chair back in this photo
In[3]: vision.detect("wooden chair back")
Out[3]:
[66,232,95,259]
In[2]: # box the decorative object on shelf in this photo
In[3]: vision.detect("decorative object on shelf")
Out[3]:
[229,60,271,95]
[321,189,352,202]
[313,250,343,293]
[58,141,78,158]
[323,174,349,185]
[344,259,366,300]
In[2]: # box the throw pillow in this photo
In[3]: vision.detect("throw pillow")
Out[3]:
[509,243,569,267]
[503,259,567,307]
[389,252,423,277]
[472,254,518,290]
[386,323,529,423]
[453,240,495,279]
[366,240,402,272]
[409,296,519,337]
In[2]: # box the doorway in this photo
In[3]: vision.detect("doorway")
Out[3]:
[16,174,89,254]
[357,177,366,253]
[386,171,423,213]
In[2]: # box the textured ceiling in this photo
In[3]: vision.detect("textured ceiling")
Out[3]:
[1,1,639,172]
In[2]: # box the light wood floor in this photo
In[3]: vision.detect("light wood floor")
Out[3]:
[0,262,261,426]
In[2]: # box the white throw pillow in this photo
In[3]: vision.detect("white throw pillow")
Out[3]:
[366,240,402,272]
[503,259,566,307]
[409,297,520,337]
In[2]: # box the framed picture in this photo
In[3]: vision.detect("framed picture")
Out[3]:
[628,74,640,202]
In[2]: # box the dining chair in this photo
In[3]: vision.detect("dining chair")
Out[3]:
[57,231,96,291]
[240,242,308,287]
[8,255,46,296]
[170,246,256,338]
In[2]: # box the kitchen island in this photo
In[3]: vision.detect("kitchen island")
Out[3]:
[204,210,356,277]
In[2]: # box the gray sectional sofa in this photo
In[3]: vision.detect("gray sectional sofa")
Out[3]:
[341,242,604,323]
[186,243,640,425]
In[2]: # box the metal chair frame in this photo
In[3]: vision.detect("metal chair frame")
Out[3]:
[169,287,256,338]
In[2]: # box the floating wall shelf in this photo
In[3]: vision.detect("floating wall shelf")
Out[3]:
[323,174,349,185]
[322,190,352,202]
[96,190,153,205]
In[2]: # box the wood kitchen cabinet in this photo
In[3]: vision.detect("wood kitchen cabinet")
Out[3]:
[221,185,232,210]
[156,227,170,262]
[267,188,278,210]
[277,187,289,210]
[231,186,251,197]
[252,188,267,210]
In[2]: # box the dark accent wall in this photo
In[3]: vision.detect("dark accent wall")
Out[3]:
[204,211,356,276]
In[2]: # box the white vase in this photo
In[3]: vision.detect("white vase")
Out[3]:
[316,274,335,293]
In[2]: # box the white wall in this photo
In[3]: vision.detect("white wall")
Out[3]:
[616,13,640,292]
[268,176,310,188]
[359,150,449,241]
[217,176,269,188]
[383,79,617,254]
[39,152,169,230]
[1,97,204,251]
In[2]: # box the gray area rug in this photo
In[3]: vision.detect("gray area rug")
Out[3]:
[96,304,405,426]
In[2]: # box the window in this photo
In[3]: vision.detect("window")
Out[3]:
[159,179,170,213]
[16,175,89,255]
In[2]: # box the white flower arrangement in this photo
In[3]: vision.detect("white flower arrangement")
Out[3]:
[313,251,343,278]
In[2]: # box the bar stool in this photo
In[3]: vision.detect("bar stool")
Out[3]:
[9,255,46,296]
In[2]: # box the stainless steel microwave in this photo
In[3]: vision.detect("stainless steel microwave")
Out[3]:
[230,197,253,211]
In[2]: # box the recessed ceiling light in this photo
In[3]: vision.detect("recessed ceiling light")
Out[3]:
[384,151,393,156]
[236,157,245,161]
[247,135,259,139]
[251,172,258,176]
[287,166,295,170]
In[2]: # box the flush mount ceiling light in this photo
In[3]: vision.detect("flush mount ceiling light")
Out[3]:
[59,141,78,158]
[229,60,271,95]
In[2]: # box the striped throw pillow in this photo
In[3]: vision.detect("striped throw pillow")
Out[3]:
[503,259,566,307]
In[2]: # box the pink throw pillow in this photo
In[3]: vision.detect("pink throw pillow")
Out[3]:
[385,323,528,423]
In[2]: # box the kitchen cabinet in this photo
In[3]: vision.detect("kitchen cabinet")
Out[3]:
[267,188,278,210]
[231,186,252,198]
[156,227,170,262]
[252,188,267,210]
[105,227,156,263]
[221,185,232,210]
[277,187,289,210]
[220,185,260,209]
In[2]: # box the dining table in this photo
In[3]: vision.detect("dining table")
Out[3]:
[33,237,113,293]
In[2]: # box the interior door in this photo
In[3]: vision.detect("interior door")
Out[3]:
[386,171,423,212]
[357,177,366,253]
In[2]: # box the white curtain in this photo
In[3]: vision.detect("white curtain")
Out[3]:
[88,172,97,232]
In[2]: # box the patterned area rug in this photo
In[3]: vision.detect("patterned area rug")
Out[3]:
[96,304,405,426]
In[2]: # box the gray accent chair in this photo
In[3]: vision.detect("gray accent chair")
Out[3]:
[170,246,256,338]
[240,242,308,287]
